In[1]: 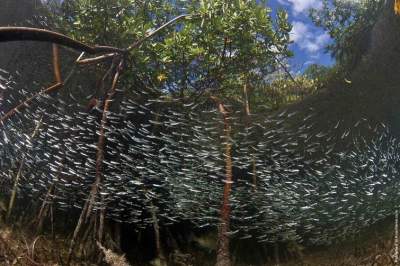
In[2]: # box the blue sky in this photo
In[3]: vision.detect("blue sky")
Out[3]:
[268,0,334,73]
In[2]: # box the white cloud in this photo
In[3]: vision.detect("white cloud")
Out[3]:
[304,60,315,66]
[290,21,330,54]
[290,21,308,43]
[278,0,322,14]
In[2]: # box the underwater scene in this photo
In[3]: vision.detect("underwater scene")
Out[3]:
[1,0,400,265]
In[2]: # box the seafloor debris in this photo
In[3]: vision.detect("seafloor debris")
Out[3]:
[97,241,130,266]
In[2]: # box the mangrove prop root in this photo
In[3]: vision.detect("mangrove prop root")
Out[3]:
[0,82,62,124]
[211,97,233,266]
[67,59,124,265]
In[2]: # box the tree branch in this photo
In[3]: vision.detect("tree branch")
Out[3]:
[0,27,124,54]
[0,83,63,124]
[127,14,189,51]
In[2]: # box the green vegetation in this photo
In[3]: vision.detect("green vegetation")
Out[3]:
[55,0,293,101]
[310,0,385,70]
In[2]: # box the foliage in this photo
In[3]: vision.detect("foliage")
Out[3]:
[55,0,292,97]
[303,63,343,89]
[303,64,331,81]
[310,0,385,70]
[251,75,321,110]
[249,64,333,112]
